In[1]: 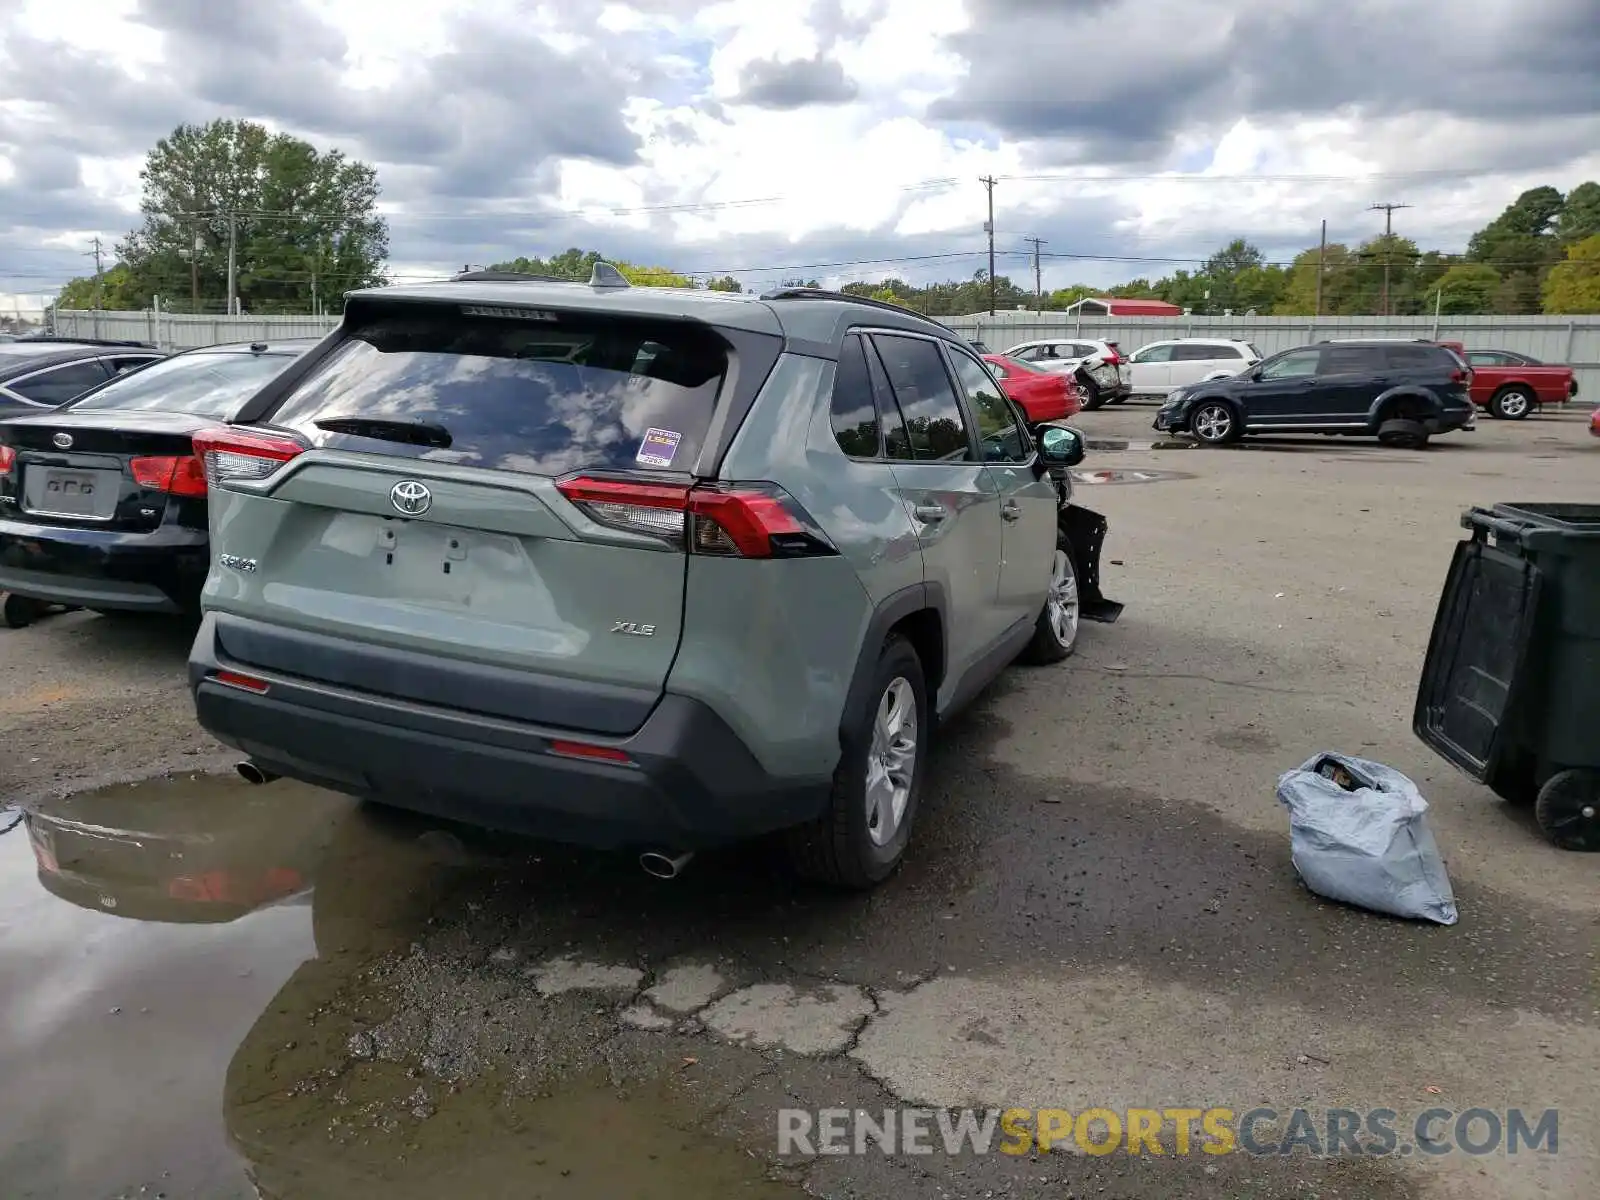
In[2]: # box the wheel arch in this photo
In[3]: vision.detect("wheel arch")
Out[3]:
[839,582,947,748]
[1371,388,1440,425]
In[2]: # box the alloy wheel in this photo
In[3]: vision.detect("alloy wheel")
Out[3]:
[864,678,918,847]
[1193,403,1234,443]
[1047,549,1080,650]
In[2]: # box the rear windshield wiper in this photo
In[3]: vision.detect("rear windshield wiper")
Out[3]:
[314,416,453,449]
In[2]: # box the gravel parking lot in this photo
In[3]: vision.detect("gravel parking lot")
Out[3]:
[2,407,1596,1200]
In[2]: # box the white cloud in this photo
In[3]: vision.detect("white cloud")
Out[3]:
[0,0,1597,299]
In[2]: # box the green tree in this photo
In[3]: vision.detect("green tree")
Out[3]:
[1276,244,1358,315]
[1542,233,1600,313]
[1554,181,1600,246]
[1466,185,1563,299]
[55,263,143,310]
[490,249,692,287]
[118,119,388,314]
[705,275,743,293]
[1428,262,1501,314]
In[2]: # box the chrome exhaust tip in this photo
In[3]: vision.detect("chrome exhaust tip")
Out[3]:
[236,760,280,786]
[639,850,693,880]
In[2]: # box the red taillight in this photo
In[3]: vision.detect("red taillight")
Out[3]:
[555,475,836,559]
[547,738,633,764]
[191,427,305,487]
[0,444,13,478]
[130,454,208,497]
[212,669,269,693]
[1103,344,1121,365]
[1451,368,1472,384]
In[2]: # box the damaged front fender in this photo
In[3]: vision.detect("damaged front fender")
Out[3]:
[1060,504,1123,624]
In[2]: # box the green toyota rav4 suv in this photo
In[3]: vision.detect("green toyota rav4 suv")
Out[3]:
[188,268,1109,887]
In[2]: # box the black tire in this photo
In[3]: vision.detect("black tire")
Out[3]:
[1018,528,1079,664]
[1079,377,1106,410]
[1376,417,1430,449]
[3,593,37,629]
[1534,770,1600,852]
[1488,386,1533,421]
[1189,400,1241,445]
[786,635,928,889]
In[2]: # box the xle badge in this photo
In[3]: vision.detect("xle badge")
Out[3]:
[611,620,657,637]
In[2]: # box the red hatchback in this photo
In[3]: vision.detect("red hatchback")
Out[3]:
[983,354,1080,423]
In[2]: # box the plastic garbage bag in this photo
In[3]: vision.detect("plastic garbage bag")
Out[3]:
[1276,753,1458,925]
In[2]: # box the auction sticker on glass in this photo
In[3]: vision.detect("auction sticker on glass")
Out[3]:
[637,427,682,468]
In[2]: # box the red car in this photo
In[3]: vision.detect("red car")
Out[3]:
[1446,345,1579,420]
[1590,406,1599,438]
[983,354,1081,423]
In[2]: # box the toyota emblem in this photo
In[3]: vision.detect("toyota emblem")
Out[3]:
[389,480,432,515]
[51,432,72,449]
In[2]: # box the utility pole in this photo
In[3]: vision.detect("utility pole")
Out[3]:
[1369,202,1411,316]
[980,175,997,315]
[86,236,105,338]
[1024,237,1046,312]
[225,212,238,317]
[190,219,200,313]
[1314,219,1327,316]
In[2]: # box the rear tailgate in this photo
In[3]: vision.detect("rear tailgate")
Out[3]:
[0,410,213,532]
[198,300,761,736]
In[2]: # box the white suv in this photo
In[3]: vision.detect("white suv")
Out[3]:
[1001,339,1129,407]
[1125,339,1260,395]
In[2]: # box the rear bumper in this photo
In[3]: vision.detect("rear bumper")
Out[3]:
[0,518,207,612]
[1430,407,1476,434]
[188,612,831,849]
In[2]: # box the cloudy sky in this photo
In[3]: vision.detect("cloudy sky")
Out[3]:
[1,0,1598,311]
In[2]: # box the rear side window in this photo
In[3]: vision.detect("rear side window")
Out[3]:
[268,308,727,476]
[868,334,972,461]
[70,351,296,418]
[1212,344,1245,360]
[1322,346,1377,374]
[1172,343,1222,361]
[10,359,109,404]
[1385,345,1438,371]
[829,334,880,458]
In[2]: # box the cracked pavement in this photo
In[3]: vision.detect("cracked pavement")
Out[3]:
[1,408,1596,1199]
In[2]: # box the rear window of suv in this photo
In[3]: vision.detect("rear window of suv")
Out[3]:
[266,306,727,476]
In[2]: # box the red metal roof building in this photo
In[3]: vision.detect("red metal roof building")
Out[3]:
[1064,297,1185,317]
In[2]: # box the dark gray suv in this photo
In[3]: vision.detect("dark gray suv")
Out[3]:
[188,270,1104,887]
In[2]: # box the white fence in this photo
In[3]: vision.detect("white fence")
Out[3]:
[946,313,1600,401]
[51,308,1600,400]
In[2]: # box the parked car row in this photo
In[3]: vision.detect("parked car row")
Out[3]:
[0,280,1123,892]
[992,334,1581,425]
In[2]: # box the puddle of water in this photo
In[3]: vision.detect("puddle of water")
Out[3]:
[0,774,352,1198]
[231,1064,798,1200]
[1070,467,1195,485]
[0,775,807,1200]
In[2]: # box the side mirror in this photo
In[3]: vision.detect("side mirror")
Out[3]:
[1038,423,1085,467]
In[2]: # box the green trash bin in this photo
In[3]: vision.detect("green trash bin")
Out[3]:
[1413,502,1600,851]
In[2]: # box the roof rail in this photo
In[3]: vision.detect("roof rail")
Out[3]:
[14,335,156,348]
[450,269,567,282]
[757,286,933,323]
[589,261,631,289]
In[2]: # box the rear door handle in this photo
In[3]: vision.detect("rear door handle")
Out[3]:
[913,504,946,523]
[1001,500,1022,522]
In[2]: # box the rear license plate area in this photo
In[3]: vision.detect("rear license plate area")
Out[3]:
[23,467,116,519]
